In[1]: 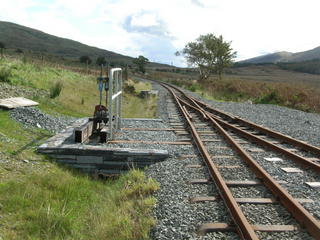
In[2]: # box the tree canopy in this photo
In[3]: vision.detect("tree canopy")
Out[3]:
[133,55,149,73]
[96,56,107,66]
[179,33,236,81]
[0,42,5,57]
[79,55,92,65]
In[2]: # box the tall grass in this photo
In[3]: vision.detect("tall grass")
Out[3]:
[49,81,63,98]
[122,79,157,118]
[0,58,160,239]
[149,70,320,113]
[0,58,157,118]
[0,65,13,83]
[0,168,158,240]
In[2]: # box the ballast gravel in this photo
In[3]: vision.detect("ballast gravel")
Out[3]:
[6,77,320,239]
[144,81,319,240]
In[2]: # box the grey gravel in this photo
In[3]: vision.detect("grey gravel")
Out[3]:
[7,76,319,239]
[0,82,48,99]
[10,107,75,133]
[142,79,319,239]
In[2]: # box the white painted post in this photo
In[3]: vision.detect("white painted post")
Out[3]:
[108,68,122,140]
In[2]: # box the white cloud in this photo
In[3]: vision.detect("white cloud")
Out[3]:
[1,0,320,66]
[131,12,159,27]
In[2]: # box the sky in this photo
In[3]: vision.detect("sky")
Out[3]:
[1,0,320,67]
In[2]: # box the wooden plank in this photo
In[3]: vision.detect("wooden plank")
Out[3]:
[212,155,234,159]
[201,139,221,142]
[190,196,218,203]
[179,154,198,159]
[108,140,192,145]
[189,179,211,184]
[190,196,313,204]
[121,127,175,131]
[0,97,38,109]
[252,225,299,232]
[217,165,241,169]
[74,121,93,143]
[185,164,203,168]
[225,180,262,186]
[198,223,299,234]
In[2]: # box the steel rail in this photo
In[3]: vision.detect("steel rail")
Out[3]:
[166,81,320,156]
[191,95,320,156]
[209,113,320,172]
[165,84,320,239]
[176,96,320,172]
[162,84,259,240]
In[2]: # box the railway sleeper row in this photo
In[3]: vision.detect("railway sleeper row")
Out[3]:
[160,82,320,240]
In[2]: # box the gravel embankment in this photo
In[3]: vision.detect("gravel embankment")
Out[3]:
[10,107,75,133]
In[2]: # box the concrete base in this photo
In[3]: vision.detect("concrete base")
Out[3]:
[38,118,169,175]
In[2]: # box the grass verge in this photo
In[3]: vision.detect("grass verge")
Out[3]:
[0,168,158,240]
[0,58,160,239]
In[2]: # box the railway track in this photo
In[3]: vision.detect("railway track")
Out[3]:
[158,81,320,239]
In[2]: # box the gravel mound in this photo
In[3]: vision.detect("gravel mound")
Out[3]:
[10,107,75,133]
[0,82,48,99]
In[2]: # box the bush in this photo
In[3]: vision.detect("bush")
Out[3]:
[188,83,201,92]
[0,65,13,83]
[255,90,282,104]
[49,81,63,98]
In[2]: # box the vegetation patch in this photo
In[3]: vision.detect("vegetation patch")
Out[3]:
[0,57,160,239]
[49,81,63,98]
[0,168,158,240]
[149,69,320,112]
[122,79,157,118]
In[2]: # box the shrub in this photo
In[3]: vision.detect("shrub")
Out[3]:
[255,90,282,104]
[49,81,63,98]
[124,83,136,94]
[0,66,13,83]
[188,83,201,92]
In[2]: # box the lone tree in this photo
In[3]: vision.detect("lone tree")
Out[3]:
[80,56,92,74]
[178,33,236,81]
[96,56,107,66]
[0,42,5,58]
[133,55,149,73]
[80,55,92,65]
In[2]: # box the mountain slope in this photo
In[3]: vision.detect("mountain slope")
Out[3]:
[241,51,293,64]
[241,46,320,64]
[0,21,171,68]
[0,21,133,63]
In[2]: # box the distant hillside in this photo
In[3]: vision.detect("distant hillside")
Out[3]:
[0,21,170,68]
[241,51,293,64]
[241,46,320,64]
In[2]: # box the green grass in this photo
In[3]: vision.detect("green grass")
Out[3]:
[0,58,157,118]
[0,58,160,239]
[0,169,158,240]
[0,110,50,161]
[122,79,157,118]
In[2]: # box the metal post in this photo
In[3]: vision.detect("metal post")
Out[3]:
[108,68,122,140]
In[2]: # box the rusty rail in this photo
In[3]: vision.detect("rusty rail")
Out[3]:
[160,82,320,239]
